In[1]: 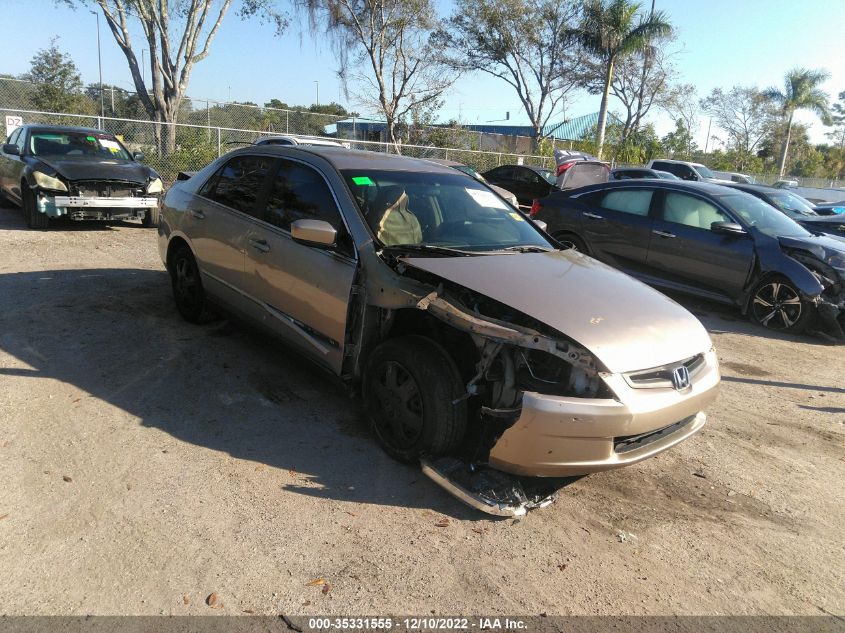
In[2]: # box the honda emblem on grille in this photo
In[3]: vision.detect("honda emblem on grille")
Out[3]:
[671,365,691,391]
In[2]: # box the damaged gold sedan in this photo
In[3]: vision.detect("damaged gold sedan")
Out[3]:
[158,146,720,516]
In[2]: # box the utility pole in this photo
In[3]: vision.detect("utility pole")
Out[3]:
[704,118,712,154]
[315,81,320,106]
[91,10,104,120]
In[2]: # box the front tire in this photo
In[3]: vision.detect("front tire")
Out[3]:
[363,336,467,463]
[142,205,159,228]
[23,187,49,230]
[554,232,587,253]
[170,244,209,323]
[749,276,814,333]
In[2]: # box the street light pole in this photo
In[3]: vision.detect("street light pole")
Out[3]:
[90,10,104,121]
[315,81,319,106]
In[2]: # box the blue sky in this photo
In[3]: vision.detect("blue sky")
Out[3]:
[2,0,843,146]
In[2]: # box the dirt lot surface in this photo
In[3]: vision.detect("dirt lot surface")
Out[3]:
[1,204,843,617]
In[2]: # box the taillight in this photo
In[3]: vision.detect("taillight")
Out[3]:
[556,162,575,176]
[530,199,541,217]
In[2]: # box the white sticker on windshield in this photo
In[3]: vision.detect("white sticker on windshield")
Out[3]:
[99,139,121,150]
[466,188,508,210]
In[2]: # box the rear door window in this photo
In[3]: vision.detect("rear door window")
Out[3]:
[513,168,540,184]
[661,192,730,229]
[599,189,654,216]
[201,155,276,217]
[487,166,514,180]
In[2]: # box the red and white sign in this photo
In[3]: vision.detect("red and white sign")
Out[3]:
[5,115,23,138]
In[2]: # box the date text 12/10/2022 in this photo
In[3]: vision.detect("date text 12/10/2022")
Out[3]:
[307,618,528,630]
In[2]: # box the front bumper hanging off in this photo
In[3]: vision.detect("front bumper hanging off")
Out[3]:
[39,194,158,220]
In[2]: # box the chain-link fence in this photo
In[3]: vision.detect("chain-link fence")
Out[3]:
[1,106,555,184]
[0,76,563,179]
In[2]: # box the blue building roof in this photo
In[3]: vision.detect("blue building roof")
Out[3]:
[328,112,622,141]
[464,112,623,141]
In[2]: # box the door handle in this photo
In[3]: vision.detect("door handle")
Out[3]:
[189,209,205,220]
[652,230,676,238]
[248,237,270,253]
[583,212,604,220]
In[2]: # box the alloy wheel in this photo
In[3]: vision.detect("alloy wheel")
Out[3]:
[752,281,802,330]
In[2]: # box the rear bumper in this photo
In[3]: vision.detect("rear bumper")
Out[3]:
[488,349,720,477]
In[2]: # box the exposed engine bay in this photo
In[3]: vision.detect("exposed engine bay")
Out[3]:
[781,246,845,340]
[365,262,616,517]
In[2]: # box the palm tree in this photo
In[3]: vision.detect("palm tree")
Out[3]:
[576,0,671,159]
[763,68,831,178]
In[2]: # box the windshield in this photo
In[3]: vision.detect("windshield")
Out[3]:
[537,168,556,185]
[720,193,813,238]
[767,191,818,218]
[29,131,132,160]
[692,164,716,179]
[341,169,551,253]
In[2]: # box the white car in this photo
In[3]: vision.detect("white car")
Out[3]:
[255,135,348,148]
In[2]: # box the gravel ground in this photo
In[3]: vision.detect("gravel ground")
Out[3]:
[0,205,843,617]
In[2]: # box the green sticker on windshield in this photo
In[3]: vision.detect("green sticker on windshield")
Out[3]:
[86,136,96,141]
[352,176,374,186]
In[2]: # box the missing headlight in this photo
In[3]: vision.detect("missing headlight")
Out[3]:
[516,348,609,398]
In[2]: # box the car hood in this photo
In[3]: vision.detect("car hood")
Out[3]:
[34,156,152,184]
[777,234,845,267]
[402,251,713,374]
[800,215,845,229]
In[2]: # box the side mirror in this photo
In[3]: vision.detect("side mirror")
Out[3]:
[291,218,337,247]
[533,219,548,232]
[133,151,145,161]
[711,221,747,236]
[3,144,20,156]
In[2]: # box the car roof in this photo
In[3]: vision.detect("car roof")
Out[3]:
[424,157,463,168]
[613,167,655,172]
[723,183,777,194]
[22,124,109,135]
[570,179,742,197]
[255,135,343,146]
[500,164,552,173]
[650,158,707,168]
[226,144,458,174]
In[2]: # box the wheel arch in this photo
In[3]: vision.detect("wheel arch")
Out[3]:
[742,260,823,315]
[165,235,193,275]
[378,308,480,384]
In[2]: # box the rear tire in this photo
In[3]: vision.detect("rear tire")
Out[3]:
[554,232,587,253]
[170,244,210,323]
[363,336,467,463]
[23,187,49,229]
[749,276,814,334]
[142,205,159,228]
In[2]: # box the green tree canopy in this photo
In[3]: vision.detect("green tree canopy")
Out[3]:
[25,39,94,114]
[763,67,831,178]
